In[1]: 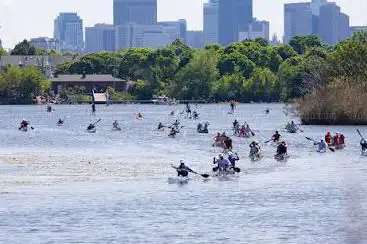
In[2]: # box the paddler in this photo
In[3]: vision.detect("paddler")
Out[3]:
[137,112,143,119]
[272,131,281,143]
[87,123,95,131]
[325,132,332,145]
[213,153,230,172]
[47,104,52,112]
[113,120,120,129]
[158,122,164,130]
[230,101,235,113]
[360,139,367,153]
[192,111,199,120]
[19,119,29,130]
[233,120,239,130]
[249,141,260,157]
[314,139,326,152]
[57,118,64,125]
[168,127,177,137]
[227,151,239,167]
[197,123,203,132]
[174,161,193,177]
[276,141,287,157]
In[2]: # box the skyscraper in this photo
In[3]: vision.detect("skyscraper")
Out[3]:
[218,0,253,46]
[283,3,313,43]
[239,20,270,42]
[203,0,219,46]
[85,24,116,53]
[54,13,84,52]
[318,3,350,45]
[113,0,157,26]
[159,20,187,43]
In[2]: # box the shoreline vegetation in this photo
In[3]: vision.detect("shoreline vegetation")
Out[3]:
[1,33,367,124]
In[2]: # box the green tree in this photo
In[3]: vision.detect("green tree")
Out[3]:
[246,67,279,102]
[171,50,219,100]
[274,44,298,61]
[10,40,38,55]
[0,66,50,104]
[289,35,323,54]
[0,48,7,56]
[213,71,246,101]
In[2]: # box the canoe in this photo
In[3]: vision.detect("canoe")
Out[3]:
[249,153,262,161]
[168,177,189,184]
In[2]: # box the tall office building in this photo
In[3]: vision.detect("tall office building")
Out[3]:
[203,0,219,46]
[186,31,204,49]
[54,13,84,52]
[318,3,350,45]
[239,20,270,42]
[283,3,313,43]
[113,0,157,26]
[159,20,187,43]
[85,24,116,53]
[218,0,253,46]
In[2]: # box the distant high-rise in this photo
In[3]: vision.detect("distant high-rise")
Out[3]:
[85,24,116,53]
[113,0,157,26]
[54,13,84,52]
[239,20,270,42]
[284,3,313,43]
[159,20,187,43]
[318,3,350,45]
[218,0,253,46]
[203,0,219,46]
[186,31,204,49]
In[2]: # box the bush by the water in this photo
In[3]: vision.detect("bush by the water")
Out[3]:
[296,32,367,125]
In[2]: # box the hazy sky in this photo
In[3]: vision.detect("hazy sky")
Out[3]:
[0,0,366,48]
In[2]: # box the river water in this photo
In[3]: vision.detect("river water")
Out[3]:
[0,104,366,244]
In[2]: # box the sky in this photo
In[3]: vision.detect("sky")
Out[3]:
[0,0,366,48]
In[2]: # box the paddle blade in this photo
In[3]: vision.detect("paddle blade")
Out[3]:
[234,167,241,173]
[328,147,335,152]
[212,167,218,172]
[305,137,314,141]
[201,174,210,178]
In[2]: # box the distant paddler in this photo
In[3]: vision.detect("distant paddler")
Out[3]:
[19,119,33,131]
[361,139,367,155]
[136,112,143,120]
[57,118,64,126]
[112,120,121,131]
[91,102,96,114]
[314,139,327,153]
[158,122,165,130]
[47,104,52,112]
[230,101,236,114]
[172,161,193,177]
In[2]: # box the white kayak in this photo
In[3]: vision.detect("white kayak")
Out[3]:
[87,128,96,133]
[168,177,189,184]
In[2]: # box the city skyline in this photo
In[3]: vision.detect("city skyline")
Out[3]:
[0,0,366,48]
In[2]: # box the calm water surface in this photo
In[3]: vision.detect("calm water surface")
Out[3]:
[0,104,366,244]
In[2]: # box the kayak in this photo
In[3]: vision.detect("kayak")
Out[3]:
[20,127,28,132]
[198,129,208,134]
[317,149,326,153]
[249,153,262,161]
[335,144,345,150]
[87,128,96,133]
[112,127,121,131]
[168,177,189,184]
[287,128,297,133]
[274,154,289,161]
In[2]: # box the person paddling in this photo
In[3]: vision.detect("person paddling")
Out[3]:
[213,153,230,172]
[168,127,178,137]
[57,118,64,126]
[230,101,235,113]
[272,131,281,143]
[113,120,120,130]
[360,139,367,154]
[325,132,332,145]
[87,123,95,131]
[249,141,261,158]
[173,161,194,177]
[227,151,239,167]
[314,139,327,153]
[276,141,287,157]
[19,119,29,131]
[158,122,164,130]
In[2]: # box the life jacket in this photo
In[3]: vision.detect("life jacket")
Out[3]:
[339,135,345,144]
[325,134,332,144]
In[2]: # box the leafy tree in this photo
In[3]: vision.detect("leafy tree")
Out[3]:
[289,35,323,54]
[0,66,50,104]
[213,71,246,101]
[274,44,298,61]
[10,40,37,55]
[171,50,218,100]
[0,48,7,56]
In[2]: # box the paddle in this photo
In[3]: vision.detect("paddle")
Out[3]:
[306,137,334,152]
[265,138,273,143]
[93,118,101,126]
[357,129,365,140]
